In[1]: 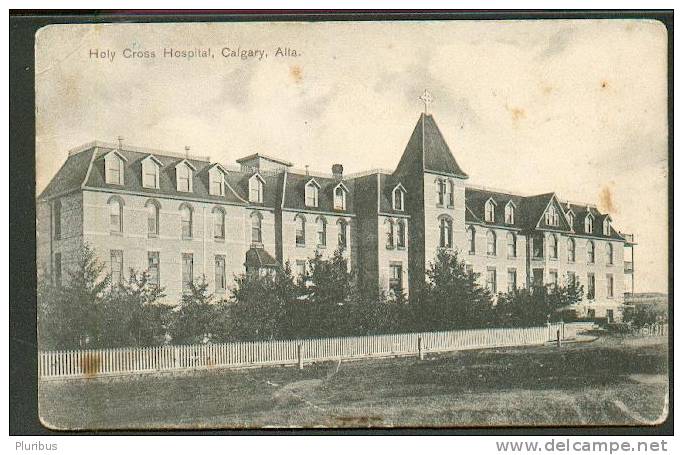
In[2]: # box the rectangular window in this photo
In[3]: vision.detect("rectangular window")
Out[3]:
[549,270,558,288]
[53,201,61,240]
[142,161,158,188]
[210,173,223,196]
[533,235,544,258]
[296,260,306,278]
[567,271,576,287]
[587,273,595,300]
[106,157,123,185]
[486,267,497,294]
[606,274,614,298]
[389,263,403,292]
[54,252,62,287]
[182,253,193,293]
[305,185,318,207]
[147,251,160,286]
[533,268,544,287]
[215,255,226,292]
[507,268,517,292]
[110,250,123,286]
[465,264,474,274]
[338,222,348,248]
[296,218,305,246]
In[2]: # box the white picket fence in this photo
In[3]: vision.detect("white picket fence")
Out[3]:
[38,324,563,379]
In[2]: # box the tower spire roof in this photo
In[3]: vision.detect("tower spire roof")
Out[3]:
[394,113,468,179]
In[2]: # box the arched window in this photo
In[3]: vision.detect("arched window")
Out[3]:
[467,226,476,254]
[396,219,406,248]
[250,211,262,244]
[393,185,405,211]
[334,185,347,210]
[506,232,516,258]
[505,202,515,224]
[179,204,193,239]
[53,199,62,240]
[108,196,123,233]
[436,178,446,206]
[439,216,453,248]
[566,211,574,228]
[485,200,495,222]
[587,240,595,263]
[546,205,559,226]
[606,242,613,265]
[145,199,160,236]
[585,214,594,234]
[486,230,497,256]
[212,207,225,239]
[603,218,611,236]
[337,219,348,249]
[305,180,319,207]
[567,237,576,262]
[385,219,395,248]
[316,216,327,246]
[447,180,455,207]
[549,234,558,259]
[295,214,306,246]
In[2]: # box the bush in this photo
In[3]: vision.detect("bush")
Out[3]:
[622,302,668,327]
[494,281,584,327]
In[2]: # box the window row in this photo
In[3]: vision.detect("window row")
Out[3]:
[484,199,516,224]
[483,267,614,298]
[108,250,231,294]
[294,214,349,249]
[304,179,350,210]
[385,218,407,249]
[466,227,517,257]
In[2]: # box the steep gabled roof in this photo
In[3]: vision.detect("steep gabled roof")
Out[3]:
[394,113,468,178]
[38,148,96,200]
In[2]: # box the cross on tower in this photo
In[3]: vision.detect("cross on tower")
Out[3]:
[418,89,433,114]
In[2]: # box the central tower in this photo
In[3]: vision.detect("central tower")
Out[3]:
[394,109,469,296]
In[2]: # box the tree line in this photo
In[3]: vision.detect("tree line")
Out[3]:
[38,245,584,350]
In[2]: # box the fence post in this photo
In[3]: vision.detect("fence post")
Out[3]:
[297,344,303,370]
[418,337,424,360]
[556,329,562,348]
[546,321,551,341]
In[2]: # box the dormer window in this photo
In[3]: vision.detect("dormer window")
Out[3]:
[545,205,559,226]
[141,156,161,189]
[392,184,406,211]
[105,151,126,185]
[566,211,574,228]
[485,199,496,222]
[175,161,195,193]
[334,183,348,210]
[249,174,265,203]
[585,213,594,234]
[603,218,611,236]
[505,201,515,224]
[305,179,320,207]
[208,165,226,196]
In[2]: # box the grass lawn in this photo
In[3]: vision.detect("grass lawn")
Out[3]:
[38,335,669,429]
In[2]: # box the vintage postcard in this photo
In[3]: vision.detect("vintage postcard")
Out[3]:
[35,19,669,429]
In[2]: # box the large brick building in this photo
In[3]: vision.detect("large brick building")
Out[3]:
[37,112,635,321]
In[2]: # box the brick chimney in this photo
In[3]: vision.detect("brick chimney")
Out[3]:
[332,163,343,179]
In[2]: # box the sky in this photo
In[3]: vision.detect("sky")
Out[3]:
[35,20,669,292]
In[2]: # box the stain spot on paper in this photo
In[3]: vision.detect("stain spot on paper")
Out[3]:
[290,65,303,84]
[505,103,526,123]
[599,185,618,214]
[601,80,609,89]
[81,353,101,378]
